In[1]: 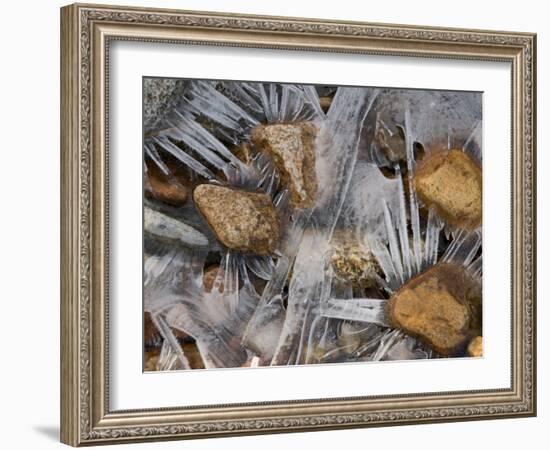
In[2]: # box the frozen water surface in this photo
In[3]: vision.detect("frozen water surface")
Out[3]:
[142,80,483,370]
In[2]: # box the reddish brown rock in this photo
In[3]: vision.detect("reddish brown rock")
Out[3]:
[251,122,318,209]
[193,184,280,255]
[387,263,481,355]
[145,160,189,206]
[414,149,482,230]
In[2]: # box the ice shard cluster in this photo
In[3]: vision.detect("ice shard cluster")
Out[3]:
[143,78,483,371]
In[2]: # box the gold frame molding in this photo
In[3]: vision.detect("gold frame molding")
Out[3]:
[60,3,537,446]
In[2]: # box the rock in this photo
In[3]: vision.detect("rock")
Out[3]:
[145,161,189,206]
[414,149,482,230]
[319,96,333,113]
[144,312,159,345]
[182,341,205,369]
[375,123,407,165]
[330,231,380,288]
[251,122,318,209]
[193,184,280,255]
[202,265,224,293]
[144,311,188,347]
[467,336,483,357]
[143,78,188,134]
[144,350,160,371]
[387,262,481,355]
[144,207,210,248]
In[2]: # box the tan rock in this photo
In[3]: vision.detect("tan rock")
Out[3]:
[193,184,280,255]
[387,263,481,355]
[319,96,333,113]
[414,149,482,230]
[467,336,483,357]
[251,122,318,209]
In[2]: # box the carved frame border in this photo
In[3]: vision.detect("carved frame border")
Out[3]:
[60,3,536,446]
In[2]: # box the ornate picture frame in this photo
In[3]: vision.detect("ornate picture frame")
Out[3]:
[60,3,536,446]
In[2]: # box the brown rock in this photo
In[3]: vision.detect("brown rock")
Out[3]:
[467,336,483,357]
[319,96,333,113]
[251,122,318,209]
[414,149,482,230]
[144,312,159,344]
[182,341,205,369]
[144,349,160,371]
[145,160,189,206]
[232,142,255,165]
[387,262,481,355]
[202,265,224,293]
[193,184,280,255]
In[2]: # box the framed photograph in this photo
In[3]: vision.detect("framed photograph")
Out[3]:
[60,3,536,446]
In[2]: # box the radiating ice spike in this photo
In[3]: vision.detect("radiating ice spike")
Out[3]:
[382,200,405,285]
[404,108,423,273]
[172,111,244,166]
[395,166,412,279]
[152,136,217,180]
[320,298,389,327]
[144,143,170,175]
[302,85,325,119]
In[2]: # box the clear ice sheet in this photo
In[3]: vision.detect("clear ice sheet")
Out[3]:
[142,81,483,370]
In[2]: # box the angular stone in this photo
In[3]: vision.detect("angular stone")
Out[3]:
[387,263,481,355]
[193,184,280,255]
[414,149,482,230]
[467,336,483,357]
[251,122,318,209]
[144,207,209,248]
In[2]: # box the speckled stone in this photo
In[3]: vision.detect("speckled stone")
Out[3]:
[414,149,482,230]
[251,122,318,209]
[143,78,188,134]
[387,263,481,355]
[193,184,280,255]
[330,231,380,288]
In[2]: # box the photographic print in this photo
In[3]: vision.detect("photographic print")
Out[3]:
[142,79,482,372]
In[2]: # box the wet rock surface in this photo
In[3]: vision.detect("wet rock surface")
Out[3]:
[145,161,189,206]
[202,265,224,293]
[414,149,482,230]
[251,122,318,209]
[193,184,280,255]
[387,262,481,355]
